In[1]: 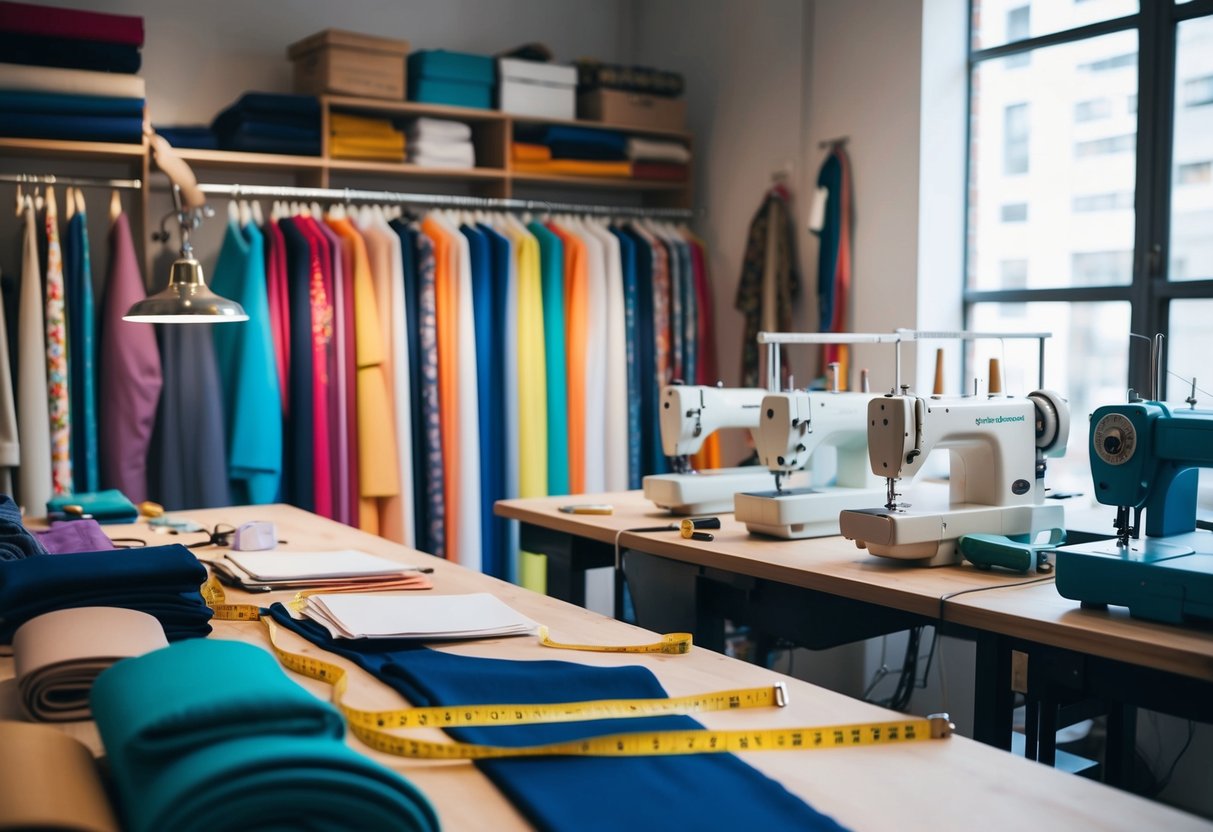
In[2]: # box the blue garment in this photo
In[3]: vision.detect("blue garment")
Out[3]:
[0,112,142,143]
[91,639,439,832]
[66,212,98,493]
[210,221,282,505]
[0,544,211,643]
[270,606,848,832]
[480,223,512,582]
[462,224,502,579]
[152,125,218,150]
[528,222,569,496]
[676,239,697,387]
[610,228,642,489]
[816,154,843,332]
[0,494,47,560]
[389,220,429,554]
[621,227,663,477]
[278,218,315,513]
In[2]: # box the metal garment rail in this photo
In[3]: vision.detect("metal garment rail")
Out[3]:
[193,182,695,220]
[0,172,143,189]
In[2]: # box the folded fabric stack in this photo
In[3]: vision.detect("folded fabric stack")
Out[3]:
[152,124,218,150]
[405,117,475,169]
[628,136,691,181]
[0,542,213,643]
[212,92,321,156]
[0,1,145,143]
[331,111,405,162]
[512,124,631,177]
[91,639,440,832]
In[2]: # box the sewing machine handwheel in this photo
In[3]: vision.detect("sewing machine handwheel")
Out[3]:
[1029,390,1069,453]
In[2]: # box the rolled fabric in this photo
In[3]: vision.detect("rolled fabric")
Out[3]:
[91,639,440,832]
[13,606,167,721]
[0,721,120,832]
[0,493,47,560]
[0,544,212,643]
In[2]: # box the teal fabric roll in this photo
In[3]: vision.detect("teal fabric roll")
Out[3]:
[90,638,440,832]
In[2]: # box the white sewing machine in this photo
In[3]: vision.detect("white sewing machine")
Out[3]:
[838,389,1069,566]
[643,385,785,514]
[733,390,886,538]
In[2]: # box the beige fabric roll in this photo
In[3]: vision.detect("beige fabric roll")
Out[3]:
[13,606,168,722]
[0,720,120,831]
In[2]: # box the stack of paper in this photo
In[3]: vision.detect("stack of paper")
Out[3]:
[301,593,539,641]
[213,550,431,593]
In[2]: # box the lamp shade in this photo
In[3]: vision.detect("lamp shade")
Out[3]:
[123,256,248,323]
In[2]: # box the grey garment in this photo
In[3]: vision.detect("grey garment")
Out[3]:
[151,324,229,511]
[15,200,51,517]
[0,264,18,497]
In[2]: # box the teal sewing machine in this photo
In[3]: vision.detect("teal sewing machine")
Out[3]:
[1054,394,1213,625]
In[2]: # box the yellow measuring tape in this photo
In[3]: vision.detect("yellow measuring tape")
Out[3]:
[202,578,954,759]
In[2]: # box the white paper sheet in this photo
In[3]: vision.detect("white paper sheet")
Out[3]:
[303,593,539,640]
[224,550,418,582]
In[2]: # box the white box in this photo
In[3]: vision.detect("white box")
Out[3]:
[498,58,576,119]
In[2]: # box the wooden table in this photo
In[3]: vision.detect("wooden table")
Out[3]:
[496,490,1213,784]
[3,503,1209,830]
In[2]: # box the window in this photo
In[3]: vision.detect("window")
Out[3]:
[966,1,1213,495]
[1003,103,1029,174]
[1000,202,1028,221]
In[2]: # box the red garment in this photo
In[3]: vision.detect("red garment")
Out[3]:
[0,1,144,45]
[291,217,334,519]
[632,162,688,182]
[336,226,360,528]
[263,219,291,415]
[306,217,344,523]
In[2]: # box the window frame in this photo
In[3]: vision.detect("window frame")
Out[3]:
[963,0,1213,394]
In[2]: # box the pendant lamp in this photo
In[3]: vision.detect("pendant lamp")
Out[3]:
[123,131,247,324]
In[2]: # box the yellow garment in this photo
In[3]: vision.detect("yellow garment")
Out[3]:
[325,217,400,536]
[512,159,632,178]
[330,112,403,138]
[511,143,552,163]
[508,223,548,593]
[330,112,406,161]
[330,144,405,162]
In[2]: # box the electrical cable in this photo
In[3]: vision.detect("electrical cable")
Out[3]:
[937,574,1056,619]
[1150,720,1196,798]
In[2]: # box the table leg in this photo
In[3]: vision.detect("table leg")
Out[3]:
[973,631,1014,750]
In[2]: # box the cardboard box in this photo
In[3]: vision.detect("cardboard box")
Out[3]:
[578,89,686,132]
[288,29,409,101]
[498,58,576,120]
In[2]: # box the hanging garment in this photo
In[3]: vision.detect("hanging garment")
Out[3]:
[548,221,587,494]
[97,211,160,505]
[687,232,722,470]
[324,218,360,528]
[529,221,569,496]
[574,219,608,494]
[390,219,429,553]
[815,147,853,381]
[270,606,849,832]
[619,225,664,477]
[278,217,315,513]
[412,227,445,557]
[315,218,351,525]
[209,219,282,505]
[462,222,499,578]
[609,226,642,488]
[586,220,628,492]
[44,188,72,495]
[64,205,97,493]
[17,196,53,514]
[0,259,16,496]
[480,221,514,580]
[296,216,336,520]
[421,217,457,559]
[735,191,800,388]
[263,217,291,414]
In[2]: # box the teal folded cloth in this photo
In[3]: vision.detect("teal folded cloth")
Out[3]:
[47,488,138,523]
[90,639,441,832]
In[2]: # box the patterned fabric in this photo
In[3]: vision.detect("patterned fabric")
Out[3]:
[414,229,445,558]
[610,227,641,488]
[44,189,72,495]
[735,193,799,388]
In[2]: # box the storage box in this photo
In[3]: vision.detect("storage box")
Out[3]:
[498,58,576,120]
[578,89,686,132]
[408,50,495,109]
[287,29,409,101]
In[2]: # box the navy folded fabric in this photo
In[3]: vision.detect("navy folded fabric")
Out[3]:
[0,495,47,560]
[0,544,211,643]
[0,90,143,116]
[0,32,141,73]
[211,93,321,156]
[153,124,218,150]
[270,606,848,832]
[91,639,440,832]
[527,124,628,161]
[0,111,142,142]
[212,92,318,133]
[220,130,320,156]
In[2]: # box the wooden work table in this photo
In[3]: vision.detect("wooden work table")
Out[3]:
[2,503,1208,830]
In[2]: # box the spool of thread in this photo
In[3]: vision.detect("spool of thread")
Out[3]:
[933,348,945,396]
[988,357,1003,395]
[680,517,721,538]
[828,362,841,393]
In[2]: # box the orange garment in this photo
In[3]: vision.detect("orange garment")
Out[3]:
[421,216,459,561]
[691,433,721,470]
[512,160,631,178]
[324,217,400,535]
[511,143,552,163]
[548,222,587,494]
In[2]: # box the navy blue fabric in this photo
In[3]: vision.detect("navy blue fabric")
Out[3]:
[479,223,511,579]
[519,124,628,160]
[212,93,320,156]
[815,154,843,333]
[219,131,321,157]
[270,606,847,832]
[153,125,218,150]
[0,112,142,143]
[0,91,144,116]
[610,227,642,489]
[389,220,429,554]
[0,33,141,73]
[0,544,211,643]
[621,227,664,477]
[0,494,47,560]
[278,218,315,513]
[461,224,502,579]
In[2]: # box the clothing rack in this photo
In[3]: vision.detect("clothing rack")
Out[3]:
[0,172,143,190]
[191,182,695,220]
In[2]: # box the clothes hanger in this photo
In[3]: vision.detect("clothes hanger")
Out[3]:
[251,199,264,226]
[65,187,76,220]
[44,184,56,217]
[239,199,252,227]
[227,199,240,224]
[310,201,322,218]
[13,182,22,217]
[109,188,122,222]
